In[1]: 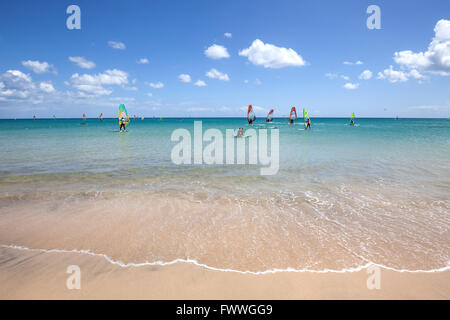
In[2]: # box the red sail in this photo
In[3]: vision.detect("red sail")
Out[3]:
[289,107,297,121]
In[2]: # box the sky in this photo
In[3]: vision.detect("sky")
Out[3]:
[0,0,449,118]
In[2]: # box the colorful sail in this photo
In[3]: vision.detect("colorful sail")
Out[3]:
[303,108,310,128]
[247,105,256,123]
[289,107,297,122]
[82,113,86,120]
[266,109,274,122]
[351,112,355,120]
[118,104,130,125]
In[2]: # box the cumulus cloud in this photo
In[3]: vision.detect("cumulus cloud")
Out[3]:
[69,56,96,69]
[206,68,229,81]
[69,69,129,96]
[224,32,232,38]
[178,74,192,83]
[204,44,230,59]
[108,41,126,50]
[393,19,450,76]
[194,80,207,87]
[343,82,359,90]
[0,70,35,99]
[239,39,306,68]
[137,58,149,64]
[21,60,56,74]
[39,81,55,93]
[359,70,373,80]
[148,81,164,89]
[377,65,425,83]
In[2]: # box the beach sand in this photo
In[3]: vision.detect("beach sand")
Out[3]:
[0,246,448,300]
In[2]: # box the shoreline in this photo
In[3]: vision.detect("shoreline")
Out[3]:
[1,245,449,299]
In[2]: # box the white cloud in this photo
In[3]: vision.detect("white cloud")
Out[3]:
[206,68,230,81]
[178,74,192,83]
[39,81,55,93]
[343,82,359,90]
[224,32,232,38]
[393,19,450,76]
[137,58,149,64]
[194,80,207,87]
[341,75,350,81]
[0,70,35,99]
[343,60,364,65]
[377,66,407,83]
[148,81,164,89]
[69,69,129,96]
[359,70,373,80]
[255,78,262,85]
[239,39,306,68]
[204,44,230,59]
[147,93,153,97]
[108,41,126,50]
[68,56,96,69]
[244,79,249,83]
[325,73,338,79]
[21,60,56,74]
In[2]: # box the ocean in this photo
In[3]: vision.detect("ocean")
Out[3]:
[0,117,449,273]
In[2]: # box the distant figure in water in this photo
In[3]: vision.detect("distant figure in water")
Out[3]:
[350,118,355,126]
[306,118,311,129]
[237,128,245,138]
[248,119,254,125]
[289,119,294,125]
[119,117,127,132]
[33,115,36,120]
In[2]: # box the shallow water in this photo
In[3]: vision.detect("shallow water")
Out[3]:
[0,118,449,272]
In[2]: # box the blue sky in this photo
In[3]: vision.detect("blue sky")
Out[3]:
[0,0,449,118]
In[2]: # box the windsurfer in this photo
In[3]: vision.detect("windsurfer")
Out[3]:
[120,117,126,132]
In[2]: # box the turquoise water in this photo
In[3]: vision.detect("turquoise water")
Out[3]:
[0,118,449,271]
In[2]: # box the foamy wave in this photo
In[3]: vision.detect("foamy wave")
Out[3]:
[2,244,449,275]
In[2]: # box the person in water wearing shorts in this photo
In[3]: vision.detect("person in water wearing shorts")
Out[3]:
[120,117,126,132]
[306,118,311,129]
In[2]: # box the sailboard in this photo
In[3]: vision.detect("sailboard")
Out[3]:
[118,104,130,125]
[289,107,297,124]
[303,108,310,129]
[266,109,274,122]
[247,105,256,124]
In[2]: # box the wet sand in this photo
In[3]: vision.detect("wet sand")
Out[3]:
[0,246,448,299]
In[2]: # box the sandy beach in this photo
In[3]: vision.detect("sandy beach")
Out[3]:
[0,245,448,300]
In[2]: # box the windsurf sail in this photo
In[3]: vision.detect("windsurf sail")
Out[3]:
[266,109,274,122]
[99,113,103,120]
[247,105,256,123]
[303,108,310,128]
[118,104,130,125]
[350,112,355,124]
[289,107,297,123]
[82,114,86,120]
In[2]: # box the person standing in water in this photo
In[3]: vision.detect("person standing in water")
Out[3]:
[306,118,311,129]
[119,117,126,132]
